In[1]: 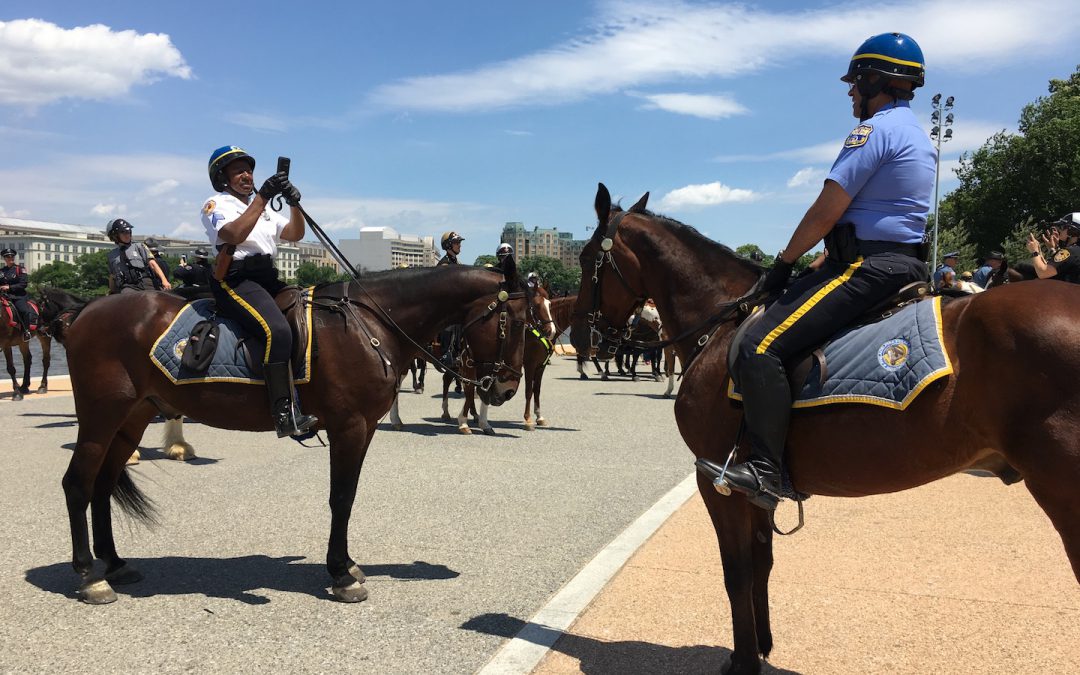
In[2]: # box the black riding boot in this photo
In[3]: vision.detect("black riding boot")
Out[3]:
[726,354,791,510]
[265,361,318,438]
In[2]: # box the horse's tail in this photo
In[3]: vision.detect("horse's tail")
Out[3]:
[113,469,159,526]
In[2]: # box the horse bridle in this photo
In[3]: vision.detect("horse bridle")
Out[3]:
[459,287,526,392]
[573,210,647,356]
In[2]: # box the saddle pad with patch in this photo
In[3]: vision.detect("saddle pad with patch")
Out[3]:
[729,297,952,410]
[149,297,312,385]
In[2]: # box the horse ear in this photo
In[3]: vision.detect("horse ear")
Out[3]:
[629,191,649,213]
[501,254,520,289]
[593,183,612,242]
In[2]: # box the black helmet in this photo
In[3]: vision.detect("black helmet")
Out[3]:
[106,218,133,243]
[194,246,210,259]
[0,248,16,258]
[208,145,256,192]
[144,237,160,253]
[440,231,464,250]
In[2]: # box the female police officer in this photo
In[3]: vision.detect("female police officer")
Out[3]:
[200,145,316,438]
[725,33,935,509]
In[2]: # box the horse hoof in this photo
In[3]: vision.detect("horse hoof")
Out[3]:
[11,392,23,401]
[348,564,366,583]
[126,450,140,466]
[458,425,472,435]
[579,374,588,380]
[414,387,424,394]
[105,564,143,585]
[482,427,495,436]
[391,422,404,431]
[18,386,29,394]
[524,422,535,431]
[536,417,549,427]
[600,374,609,381]
[441,412,452,422]
[331,579,368,603]
[36,386,47,394]
[165,444,195,461]
[79,578,117,605]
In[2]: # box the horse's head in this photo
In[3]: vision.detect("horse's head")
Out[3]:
[526,276,557,340]
[36,287,88,342]
[570,183,650,359]
[461,256,528,406]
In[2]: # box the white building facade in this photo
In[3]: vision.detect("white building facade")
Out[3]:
[337,227,439,272]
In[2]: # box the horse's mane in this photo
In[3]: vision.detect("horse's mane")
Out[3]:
[316,265,515,301]
[549,295,577,332]
[614,206,765,278]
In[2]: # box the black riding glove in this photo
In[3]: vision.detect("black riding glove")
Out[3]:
[257,172,289,200]
[281,181,302,207]
[760,254,794,294]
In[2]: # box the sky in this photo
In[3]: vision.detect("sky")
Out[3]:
[1,0,1078,263]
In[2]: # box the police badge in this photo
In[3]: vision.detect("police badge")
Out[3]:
[844,124,874,148]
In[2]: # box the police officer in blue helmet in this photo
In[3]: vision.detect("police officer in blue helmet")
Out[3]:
[200,145,317,438]
[725,33,935,510]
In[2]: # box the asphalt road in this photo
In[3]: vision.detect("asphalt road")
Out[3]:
[0,358,689,674]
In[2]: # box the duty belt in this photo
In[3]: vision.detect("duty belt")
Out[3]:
[857,240,921,257]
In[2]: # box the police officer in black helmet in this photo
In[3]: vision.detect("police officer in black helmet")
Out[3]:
[1027,213,1080,283]
[438,231,464,266]
[0,248,36,340]
[106,219,172,294]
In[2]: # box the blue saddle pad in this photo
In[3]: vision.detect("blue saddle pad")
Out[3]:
[729,297,952,410]
[150,298,312,385]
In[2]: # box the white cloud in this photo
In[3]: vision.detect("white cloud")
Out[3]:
[91,203,124,217]
[306,196,493,234]
[0,19,192,108]
[504,129,533,136]
[658,181,760,210]
[224,112,289,133]
[143,179,180,197]
[0,205,30,218]
[714,141,840,164]
[367,0,1079,112]
[787,167,827,188]
[170,221,204,239]
[632,92,747,119]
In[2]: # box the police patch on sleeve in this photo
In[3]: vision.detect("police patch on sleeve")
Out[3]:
[1054,248,1070,263]
[202,200,216,215]
[844,124,874,148]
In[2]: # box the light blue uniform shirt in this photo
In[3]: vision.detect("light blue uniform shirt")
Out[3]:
[826,101,936,244]
[971,264,993,288]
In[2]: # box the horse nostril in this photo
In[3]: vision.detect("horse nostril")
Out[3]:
[503,389,516,402]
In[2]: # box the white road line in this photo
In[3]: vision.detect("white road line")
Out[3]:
[477,472,699,675]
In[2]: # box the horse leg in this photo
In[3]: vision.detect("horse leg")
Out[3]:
[18,341,31,394]
[535,367,549,427]
[664,347,676,398]
[601,359,610,381]
[161,415,195,461]
[478,400,494,436]
[523,372,535,430]
[326,417,374,603]
[749,507,775,660]
[62,400,138,604]
[698,475,766,674]
[577,356,589,380]
[389,393,404,430]
[630,353,640,382]
[4,346,20,401]
[37,334,51,393]
[441,372,453,421]
[457,382,474,434]
[415,359,425,394]
[592,356,603,374]
[93,402,159,586]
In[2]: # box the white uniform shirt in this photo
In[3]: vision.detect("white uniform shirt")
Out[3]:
[200,192,288,260]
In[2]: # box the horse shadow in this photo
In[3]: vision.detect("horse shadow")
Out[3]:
[25,557,459,605]
[461,613,802,674]
[57,443,220,465]
[593,391,675,401]
[22,412,79,429]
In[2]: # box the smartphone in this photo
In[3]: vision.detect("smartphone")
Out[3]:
[277,156,291,178]
[180,255,187,265]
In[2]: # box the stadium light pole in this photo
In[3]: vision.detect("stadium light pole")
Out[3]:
[929,94,954,271]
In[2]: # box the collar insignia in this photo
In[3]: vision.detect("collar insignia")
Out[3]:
[1054,248,1070,263]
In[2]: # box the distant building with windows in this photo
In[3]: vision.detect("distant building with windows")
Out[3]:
[337,227,439,272]
[500,222,587,268]
[0,217,113,271]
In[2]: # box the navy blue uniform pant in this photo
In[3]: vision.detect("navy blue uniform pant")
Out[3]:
[212,269,290,364]
[738,252,927,366]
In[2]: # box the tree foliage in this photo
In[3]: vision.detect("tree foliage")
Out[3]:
[516,255,581,293]
[294,261,350,286]
[940,66,1080,254]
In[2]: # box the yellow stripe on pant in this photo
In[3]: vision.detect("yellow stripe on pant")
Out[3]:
[755,258,864,355]
[221,280,274,363]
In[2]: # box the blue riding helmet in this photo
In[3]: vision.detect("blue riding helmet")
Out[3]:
[208,145,256,192]
[842,33,925,90]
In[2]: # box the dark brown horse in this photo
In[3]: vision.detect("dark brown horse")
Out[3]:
[570,184,1080,675]
[0,294,55,400]
[520,292,570,430]
[60,265,528,605]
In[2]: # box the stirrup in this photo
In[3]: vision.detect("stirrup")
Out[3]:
[696,451,781,510]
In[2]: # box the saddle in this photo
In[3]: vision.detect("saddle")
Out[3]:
[178,286,313,377]
[728,281,931,393]
[0,296,38,332]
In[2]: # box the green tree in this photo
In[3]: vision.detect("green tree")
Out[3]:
[74,249,112,296]
[473,254,498,267]
[30,261,81,294]
[940,66,1080,252]
[517,255,581,293]
[294,261,348,286]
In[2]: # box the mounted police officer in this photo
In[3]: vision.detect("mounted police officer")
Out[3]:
[727,33,934,510]
[201,145,317,438]
[971,251,1004,289]
[106,219,171,294]
[0,248,37,340]
[175,247,214,289]
[495,242,515,272]
[932,251,959,292]
[438,231,464,266]
[1027,213,1080,283]
[143,238,171,290]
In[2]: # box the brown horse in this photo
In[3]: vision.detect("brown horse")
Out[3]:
[0,295,54,400]
[570,184,1080,675]
[521,292,571,430]
[60,264,528,605]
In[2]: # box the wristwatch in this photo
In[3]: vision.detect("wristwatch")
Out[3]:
[1031,251,1041,258]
